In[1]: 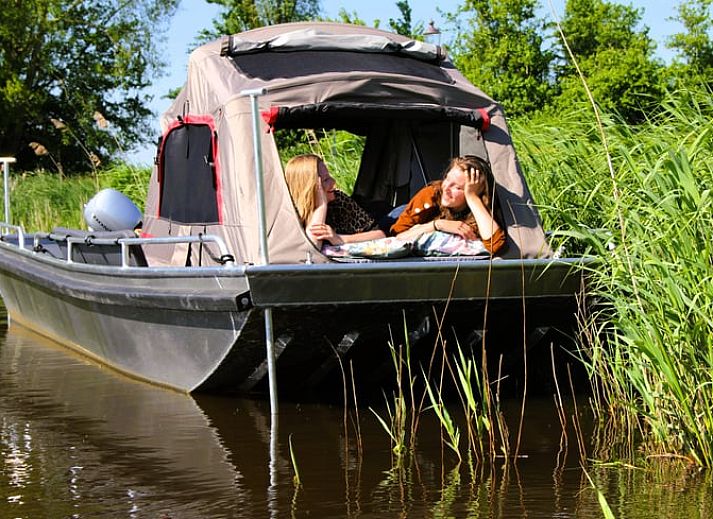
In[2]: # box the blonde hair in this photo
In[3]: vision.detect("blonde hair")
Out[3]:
[284,154,321,227]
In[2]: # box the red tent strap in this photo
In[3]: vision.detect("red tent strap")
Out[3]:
[261,106,280,133]
[476,108,491,132]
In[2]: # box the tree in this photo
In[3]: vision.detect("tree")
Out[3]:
[204,0,320,36]
[0,0,179,173]
[449,0,555,117]
[553,0,663,122]
[667,0,713,84]
[334,9,371,27]
[388,1,424,39]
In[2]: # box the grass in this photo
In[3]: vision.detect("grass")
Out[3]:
[513,84,713,467]
[6,163,151,232]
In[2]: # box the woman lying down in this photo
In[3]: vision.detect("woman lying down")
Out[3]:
[284,154,506,258]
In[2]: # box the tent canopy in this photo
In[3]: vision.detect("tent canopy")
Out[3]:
[142,22,549,266]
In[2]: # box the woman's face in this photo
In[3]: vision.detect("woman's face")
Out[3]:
[317,161,337,203]
[440,167,467,210]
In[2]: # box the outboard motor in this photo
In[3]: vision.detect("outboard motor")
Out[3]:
[83,188,142,231]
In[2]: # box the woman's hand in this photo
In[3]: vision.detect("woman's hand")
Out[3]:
[464,166,486,202]
[308,223,344,245]
[434,219,476,240]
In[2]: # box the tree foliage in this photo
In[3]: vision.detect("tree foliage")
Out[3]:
[449,0,555,117]
[334,9,371,27]
[554,0,663,122]
[0,0,179,173]
[204,0,320,36]
[388,1,424,39]
[667,0,713,84]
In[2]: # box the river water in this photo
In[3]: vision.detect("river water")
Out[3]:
[1,307,711,518]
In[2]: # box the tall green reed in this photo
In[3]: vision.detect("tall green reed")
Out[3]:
[370,321,416,466]
[513,85,713,466]
[8,164,151,231]
[371,309,512,474]
[276,129,364,193]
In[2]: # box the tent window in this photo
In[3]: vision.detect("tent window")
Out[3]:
[231,51,452,83]
[158,118,220,224]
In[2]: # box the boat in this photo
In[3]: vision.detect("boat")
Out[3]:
[0,22,592,397]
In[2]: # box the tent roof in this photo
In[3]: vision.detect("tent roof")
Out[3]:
[175,22,494,121]
[144,22,549,266]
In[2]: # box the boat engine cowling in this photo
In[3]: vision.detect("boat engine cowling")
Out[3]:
[83,188,142,232]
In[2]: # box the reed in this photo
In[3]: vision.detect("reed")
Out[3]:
[7,164,151,231]
[370,332,411,465]
[277,129,364,193]
[288,433,302,487]
[513,84,713,466]
[583,469,616,519]
[423,367,462,462]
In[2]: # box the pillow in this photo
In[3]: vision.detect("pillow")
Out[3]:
[322,237,412,259]
[413,231,489,257]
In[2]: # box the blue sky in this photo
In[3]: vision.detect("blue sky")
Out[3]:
[128,0,682,164]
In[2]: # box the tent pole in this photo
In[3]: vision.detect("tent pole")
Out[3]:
[241,88,279,417]
[0,157,15,224]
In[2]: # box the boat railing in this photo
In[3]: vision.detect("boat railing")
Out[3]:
[65,234,236,268]
[0,222,236,269]
[0,223,25,250]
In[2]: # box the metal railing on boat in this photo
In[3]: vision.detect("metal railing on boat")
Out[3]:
[63,234,236,268]
[0,223,25,250]
[0,223,236,269]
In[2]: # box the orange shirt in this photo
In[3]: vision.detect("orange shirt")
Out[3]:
[390,183,506,254]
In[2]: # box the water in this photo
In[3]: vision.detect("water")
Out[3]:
[0,311,711,518]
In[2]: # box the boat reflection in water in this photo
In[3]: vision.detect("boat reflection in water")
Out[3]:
[0,322,583,518]
[0,325,255,517]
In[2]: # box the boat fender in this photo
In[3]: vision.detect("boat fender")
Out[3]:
[83,188,142,231]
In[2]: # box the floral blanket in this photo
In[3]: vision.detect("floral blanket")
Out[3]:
[322,231,489,259]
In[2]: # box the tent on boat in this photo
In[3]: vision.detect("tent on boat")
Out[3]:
[142,22,549,266]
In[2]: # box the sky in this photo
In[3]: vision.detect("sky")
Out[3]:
[128,0,682,165]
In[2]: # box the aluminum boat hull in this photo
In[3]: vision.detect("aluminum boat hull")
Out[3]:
[0,238,592,394]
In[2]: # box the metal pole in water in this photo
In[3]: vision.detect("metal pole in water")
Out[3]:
[241,88,279,417]
[0,157,15,224]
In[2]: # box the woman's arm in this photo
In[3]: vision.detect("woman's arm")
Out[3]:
[311,190,388,245]
[395,222,435,241]
[342,229,385,243]
[305,183,328,247]
[428,219,476,240]
[464,167,501,241]
[309,224,386,245]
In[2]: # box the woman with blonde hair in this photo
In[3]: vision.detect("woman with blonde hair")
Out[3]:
[284,154,385,248]
[390,155,506,254]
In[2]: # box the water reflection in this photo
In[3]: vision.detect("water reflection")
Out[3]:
[0,316,711,518]
[0,325,246,517]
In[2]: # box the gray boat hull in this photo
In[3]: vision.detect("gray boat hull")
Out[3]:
[0,238,592,395]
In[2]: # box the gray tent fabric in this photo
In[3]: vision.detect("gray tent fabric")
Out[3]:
[223,27,446,62]
[142,22,550,266]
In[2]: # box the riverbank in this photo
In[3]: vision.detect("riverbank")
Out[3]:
[7,163,150,231]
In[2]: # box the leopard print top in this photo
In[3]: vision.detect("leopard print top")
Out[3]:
[326,190,379,235]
